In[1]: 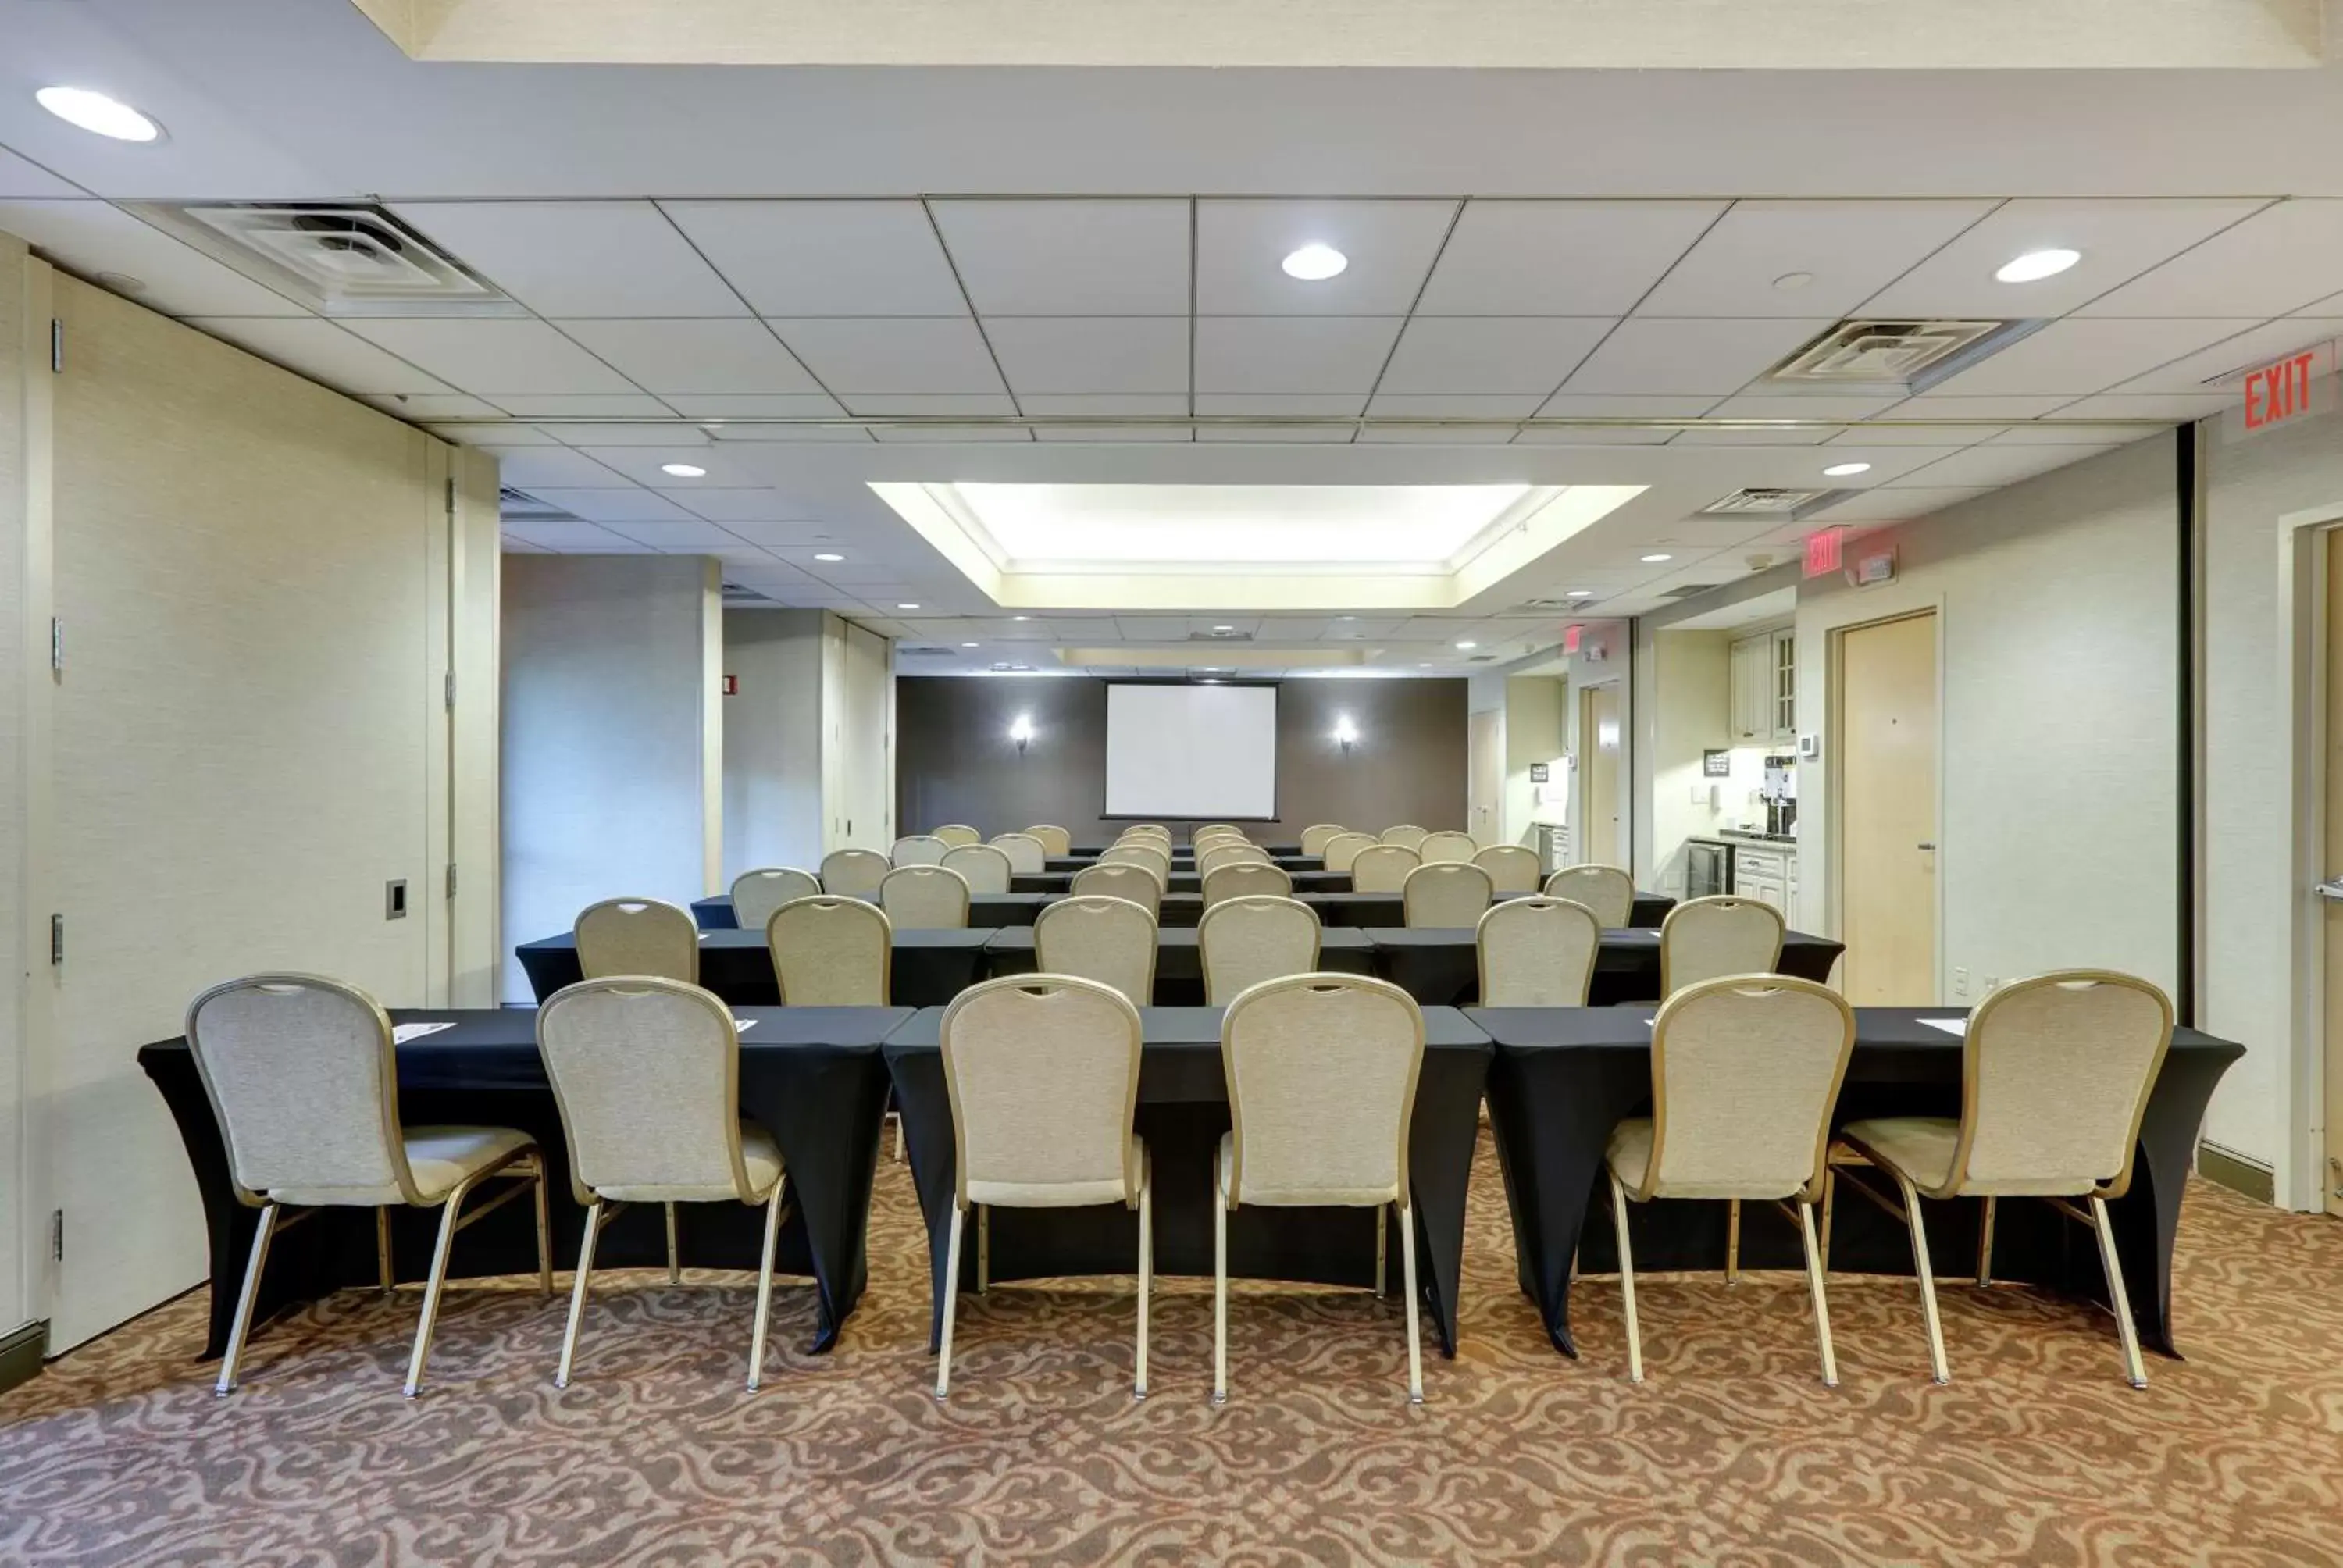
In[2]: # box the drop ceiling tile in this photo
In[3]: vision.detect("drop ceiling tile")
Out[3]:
[1888,393,2076,419]
[1018,394,1190,415]
[187,317,452,394]
[1824,422,1999,447]
[704,424,875,443]
[1706,393,1908,422]
[444,426,561,447]
[1669,425,1844,446]
[932,199,1189,315]
[653,487,823,521]
[1984,423,2164,446]
[501,519,641,552]
[1193,317,1403,394]
[4,201,307,317]
[662,200,966,316]
[1356,426,1518,444]
[390,201,745,317]
[729,522,851,549]
[492,448,633,488]
[1818,486,1995,522]
[1889,444,2120,489]
[1511,426,1678,446]
[572,446,757,485]
[1195,425,1357,444]
[1193,394,1367,415]
[1562,318,1833,395]
[500,535,553,554]
[597,519,747,551]
[1195,200,1457,315]
[553,423,710,447]
[1377,316,1612,394]
[2051,392,2237,422]
[1034,426,1194,442]
[983,316,1189,394]
[523,487,701,522]
[869,425,1032,442]
[2077,201,2343,319]
[1636,200,1997,319]
[769,318,1004,394]
[1859,198,2266,319]
[662,393,848,419]
[0,150,77,198]
[554,319,821,394]
[361,392,503,420]
[1921,317,2263,397]
[840,393,1018,416]
[1415,201,1722,316]
[487,393,676,417]
[345,319,638,395]
[2097,316,2343,394]
[1367,393,1545,418]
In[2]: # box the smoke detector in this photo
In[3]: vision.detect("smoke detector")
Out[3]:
[127,202,523,317]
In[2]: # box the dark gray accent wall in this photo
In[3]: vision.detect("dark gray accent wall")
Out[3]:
[896,675,1468,842]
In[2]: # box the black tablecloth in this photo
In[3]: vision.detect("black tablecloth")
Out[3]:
[137,1006,909,1361]
[983,927,1375,1003]
[1013,869,1352,896]
[519,928,994,1005]
[1368,926,1845,1006]
[1467,1004,2244,1360]
[1052,850,1316,871]
[1298,891,1674,929]
[694,893,1057,930]
[883,1005,1492,1358]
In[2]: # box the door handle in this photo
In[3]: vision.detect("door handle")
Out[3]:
[1917,842,1936,852]
[2316,879,2343,902]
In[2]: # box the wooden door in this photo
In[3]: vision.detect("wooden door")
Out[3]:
[1580,682,1623,866]
[2323,534,2343,1215]
[1838,612,1938,1003]
[1467,707,1504,844]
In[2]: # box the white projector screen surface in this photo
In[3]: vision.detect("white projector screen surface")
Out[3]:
[1105,683,1279,820]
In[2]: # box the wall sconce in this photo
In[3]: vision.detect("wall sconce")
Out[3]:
[1332,713,1359,754]
[1009,713,1035,755]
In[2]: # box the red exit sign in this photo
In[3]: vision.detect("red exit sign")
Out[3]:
[2245,351,2319,430]
[1803,528,1845,578]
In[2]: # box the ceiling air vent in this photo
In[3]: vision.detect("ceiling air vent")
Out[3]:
[990,661,1034,673]
[127,202,522,318]
[1186,629,1255,643]
[1660,583,1725,598]
[720,582,776,604]
[898,645,962,658]
[1464,654,1499,664]
[1703,488,1828,515]
[499,489,581,522]
[1766,318,2038,391]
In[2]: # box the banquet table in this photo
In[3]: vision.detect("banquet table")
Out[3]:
[982,925,1374,1003]
[138,1005,909,1360]
[883,1003,1492,1358]
[519,927,993,1005]
[1467,1004,2244,1360]
[1051,850,1316,872]
[1302,890,1674,930]
[1368,926,1845,1006]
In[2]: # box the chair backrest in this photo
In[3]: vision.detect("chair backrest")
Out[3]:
[1475,843,1541,893]
[1321,831,1379,873]
[820,847,891,901]
[1199,843,1270,878]
[1380,825,1429,850]
[1299,823,1347,857]
[933,824,982,847]
[731,867,821,931]
[1024,824,1072,857]
[941,975,1144,1209]
[990,832,1048,875]
[1198,896,1321,1004]
[1221,975,1425,1207]
[1194,823,1239,843]
[891,834,949,867]
[1126,824,1172,842]
[941,843,1014,894]
[1950,971,2174,1200]
[1203,860,1293,908]
[1660,896,1785,994]
[880,864,972,929]
[1543,864,1634,927]
[1033,895,1158,1007]
[1069,861,1164,918]
[537,977,756,1206]
[1476,896,1602,1006]
[1403,861,1495,928]
[1418,830,1478,864]
[576,897,699,983]
[1632,975,1855,1203]
[766,896,891,1006]
[1098,843,1170,886]
[1350,843,1421,894]
[186,973,417,1206]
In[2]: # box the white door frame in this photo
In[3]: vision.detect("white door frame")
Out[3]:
[2282,498,2343,1212]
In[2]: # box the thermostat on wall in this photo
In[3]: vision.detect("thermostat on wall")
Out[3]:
[1798,732,1821,760]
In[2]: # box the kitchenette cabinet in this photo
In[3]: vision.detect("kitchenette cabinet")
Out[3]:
[1729,839,1799,918]
[1729,627,1797,746]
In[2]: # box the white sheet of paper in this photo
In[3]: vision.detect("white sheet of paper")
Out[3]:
[391,1021,456,1044]
[1642,1017,1656,1028]
[735,1018,756,1032]
[1920,1017,1968,1036]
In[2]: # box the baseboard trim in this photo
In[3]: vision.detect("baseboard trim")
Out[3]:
[0,1320,47,1396]
[2197,1142,2275,1204]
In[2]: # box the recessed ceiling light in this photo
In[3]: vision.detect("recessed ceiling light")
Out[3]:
[897,602,921,610]
[1012,615,1032,622]
[1565,589,1595,598]
[35,87,162,142]
[1771,271,1814,291]
[1281,244,1348,282]
[813,551,844,561]
[1454,640,1477,650]
[1212,624,1233,633]
[1418,662,1432,668]
[660,462,706,478]
[1995,248,2081,283]
[1642,553,1673,563]
[961,641,979,647]
[1822,461,1872,477]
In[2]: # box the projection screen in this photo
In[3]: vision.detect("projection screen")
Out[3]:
[1104,682,1278,820]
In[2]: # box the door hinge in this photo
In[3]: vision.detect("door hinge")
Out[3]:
[50,1210,63,1263]
[49,914,63,966]
[49,618,62,674]
[50,319,62,374]
[444,672,456,711]
[445,863,458,899]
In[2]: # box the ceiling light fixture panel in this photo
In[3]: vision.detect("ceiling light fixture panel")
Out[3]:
[1281,244,1349,281]
[1996,248,2081,283]
[36,86,161,141]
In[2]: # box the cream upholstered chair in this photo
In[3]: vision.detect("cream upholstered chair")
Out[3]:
[1607,975,1856,1385]
[1381,825,1430,851]
[1203,861,1293,908]
[576,898,698,984]
[892,834,950,867]
[189,975,549,1399]
[1198,896,1321,1004]
[936,975,1150,1400]
[1216,974,1425,1404]
[1321,832,1378,874]
[1403,861,1495,928]
[1199,843,1269,878]
[1034,895,1159,1007]
[1071,861,1164,919]
[820,847,890,901]
[1475,844,1542,894]
[933,824,982,848]
[766,896,891,1005]
[732,868,821,932]
[1100,843,1171,886]
[1300,824,1347,857]
[1477,896,1602,1006]
[1544,864,1634,928]
[990,832,1047,875]
[1194,823,1239,843]
[1024,825,1072,857]
[1832,971,2174,1388]
[1350,844,1421,895]
[942,843,1014,895]
[881,865,972,930]
[1418,830,1478,864]
[1660,896,1785,995]
[538,978,789,1392]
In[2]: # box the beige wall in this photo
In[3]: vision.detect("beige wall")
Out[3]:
[1501,675,1565,847]
[823,614,894,852]
[1646,630,1739,897]
[722,608,827,878]
[1,237,32,1340]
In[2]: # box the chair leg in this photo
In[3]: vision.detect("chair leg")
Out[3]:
[376,1206,394,1295]
[893,1113,905,1164]
[665,1202,682,1286]
[404,1177,479,1399]
[1895,1174,1951,1386]
[977,1204,990,1295]
[1212,1176,1230,1406]
[747,1187,783,1393]
[1399,1199,1423,1406]
[935,1205,965,1402]
[1375,1206,1388,1299]
[1610,1172,1643,1384]
[1975,1196,1998,1288]
[1135,1153,1153,1401]
[555,1199,605,1389]
[1819,1167,1836,1278]
[1726,1198,1742,1285]
[215,1203,281,1396]
[1798,1199,1839,1388]
[532,1168,554,1297]
[2089,1196,2149,1390]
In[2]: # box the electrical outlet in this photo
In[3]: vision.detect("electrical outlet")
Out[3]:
[1952,968,1969,997]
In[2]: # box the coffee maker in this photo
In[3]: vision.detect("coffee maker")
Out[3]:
[1761,754,1798,838]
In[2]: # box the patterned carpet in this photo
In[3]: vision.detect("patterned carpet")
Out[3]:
[4,1133,2341,1566]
